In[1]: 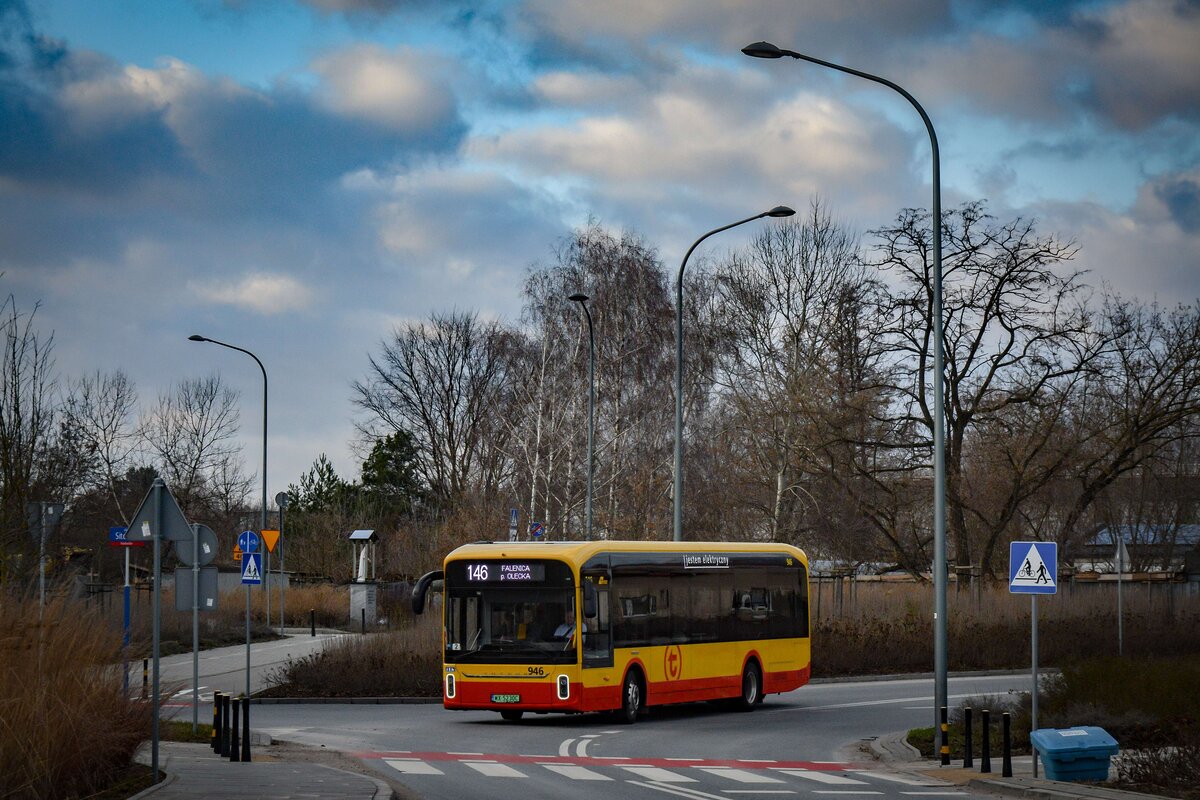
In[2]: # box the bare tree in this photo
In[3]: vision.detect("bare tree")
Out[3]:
[0,292,57,570]
[353,311,517,507]
[61,370,140,523]
[871,201,1095,576]
[1047,297,1200,555]
[139,374,252,520]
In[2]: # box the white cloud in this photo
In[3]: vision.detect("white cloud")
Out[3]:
[312,44,457,134]
[189,273,315,314]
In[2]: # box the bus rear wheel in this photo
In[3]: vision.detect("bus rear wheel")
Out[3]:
[618,670,643,724]
[500,709,524,721]
[737,662,761,711]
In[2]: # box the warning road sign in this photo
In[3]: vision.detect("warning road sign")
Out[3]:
[1009,541,1057,595]
[241,552,262,585]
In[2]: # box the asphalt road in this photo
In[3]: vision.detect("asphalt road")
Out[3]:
[162,635,1036,799]
[245,672,1032,800]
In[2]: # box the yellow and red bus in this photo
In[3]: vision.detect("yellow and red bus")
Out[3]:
[412,540,810,722]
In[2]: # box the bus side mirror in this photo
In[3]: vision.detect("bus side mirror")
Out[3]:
[583,581,598,619]
[412,570,444,615]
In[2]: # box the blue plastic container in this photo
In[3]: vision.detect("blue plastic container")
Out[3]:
[1030,727,1119,782]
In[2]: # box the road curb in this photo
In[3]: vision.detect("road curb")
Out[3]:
[250,696,442,704]
[969,776,1171,800]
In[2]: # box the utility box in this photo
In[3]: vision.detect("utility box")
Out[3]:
[1030,727,1119,782]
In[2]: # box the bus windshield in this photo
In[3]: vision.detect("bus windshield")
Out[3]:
[444,559,578,665]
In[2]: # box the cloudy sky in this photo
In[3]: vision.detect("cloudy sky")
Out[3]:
[2,0,1198,498]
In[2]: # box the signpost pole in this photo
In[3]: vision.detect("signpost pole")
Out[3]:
[265,547,271,638]
[192,524,200,732]
[151,482,163,781]
[1031,593,1039,778]
[123,545,131,693]
[1117,541,1124,656]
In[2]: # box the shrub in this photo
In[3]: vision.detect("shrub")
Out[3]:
[264,613,442,697]
[0,593,154,799]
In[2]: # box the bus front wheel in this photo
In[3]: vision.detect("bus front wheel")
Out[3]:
[500,710,524,721]
[737,662,761,711]
[618,671,643,724]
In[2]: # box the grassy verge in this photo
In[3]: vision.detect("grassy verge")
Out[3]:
[1,593,155,799]
[262,614,442,697]
[908,655,1200,799]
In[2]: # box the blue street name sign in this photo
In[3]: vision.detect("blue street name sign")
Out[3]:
[241,552,263,585]
[237,530,260,554]
[1009,541,1058,595]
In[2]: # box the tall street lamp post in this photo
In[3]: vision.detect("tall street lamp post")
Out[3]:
[674,206,795,542]
[189,334,267,699]
[741,40,948,739]
[568,294,596,540]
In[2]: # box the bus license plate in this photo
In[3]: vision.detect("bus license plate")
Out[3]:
[491,694,520,704]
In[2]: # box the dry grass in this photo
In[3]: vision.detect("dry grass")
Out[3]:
[1,593,154,799]
[812,581,1200,677]
[264,612,442,697]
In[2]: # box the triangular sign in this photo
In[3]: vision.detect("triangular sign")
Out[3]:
[1011,543,1054,588]
[242,554,261,581]
[261,529,280,553]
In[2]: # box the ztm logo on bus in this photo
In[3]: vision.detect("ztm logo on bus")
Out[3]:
[664,645,682,681]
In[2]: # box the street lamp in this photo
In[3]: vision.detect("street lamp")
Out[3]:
[742,40,949,745]
[568,294,595,541]
[189,333,267,699]
[674,206,795,542]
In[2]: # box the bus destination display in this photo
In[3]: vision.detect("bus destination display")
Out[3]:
[464,562,546,583]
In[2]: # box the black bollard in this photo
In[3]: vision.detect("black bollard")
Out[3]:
[141,658,148,699]
[981,709,992,773]
[964,707,974,768]
[310,608,316,637]
[361,607,366,635]
[220,694,231,757]
[940,706,950,765]
[211,691,222,752]
[1002,712,1013,777]
[242,696,252,763]
[230,698,241,762]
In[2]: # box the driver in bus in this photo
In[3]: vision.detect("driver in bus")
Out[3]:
[554,609,585,639]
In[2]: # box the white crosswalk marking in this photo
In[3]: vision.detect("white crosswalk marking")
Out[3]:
[384,758,444,775]
[623,766,697,782]
[540,763,612,781]
[770,769,868,785]
[464,761,527,777]
[696,767,785,783]
[853,771,948,786]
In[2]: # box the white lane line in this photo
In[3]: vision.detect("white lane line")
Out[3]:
[558,738,575,757]
[627,780,730,800]
[900,794,967,797]
[448,751,484,756]
[721,792,796,796]
[463,761,526,778]
[540,763,612,781]
[852,771,949,786]
[623,766,697,782]
[812,792,883,796]
[697,767,785,784]
[384,759,443,775]
[786,693,982,713]
[577,739,592,757]
[770,769,867,785]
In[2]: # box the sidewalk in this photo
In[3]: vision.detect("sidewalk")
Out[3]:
[870,731,1170,800]
[132,741,393,800]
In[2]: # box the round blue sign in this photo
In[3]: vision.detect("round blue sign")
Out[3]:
[237,530,260,553]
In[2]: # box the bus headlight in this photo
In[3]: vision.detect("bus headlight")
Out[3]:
[445,673,456,699]
[556,674,569,700]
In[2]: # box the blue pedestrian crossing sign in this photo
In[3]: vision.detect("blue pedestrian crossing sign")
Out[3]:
[241,552,263,585]
[1009,541,1057,594]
